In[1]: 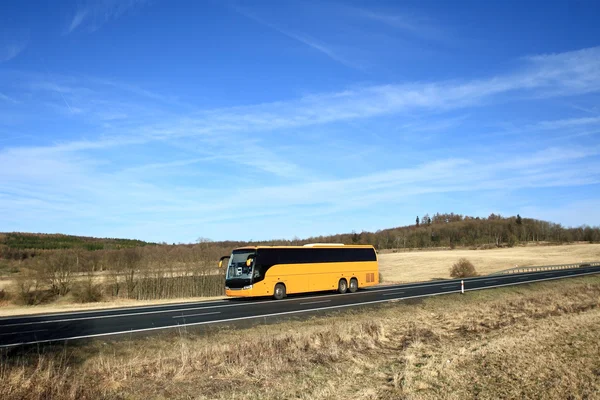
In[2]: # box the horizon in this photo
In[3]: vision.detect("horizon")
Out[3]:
[1,0,600,243]
[2,212,596,245]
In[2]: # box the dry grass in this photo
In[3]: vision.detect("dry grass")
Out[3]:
[379,242,600,283]
[1,275,600,399]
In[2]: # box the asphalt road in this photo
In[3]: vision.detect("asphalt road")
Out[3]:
[1,264,600,348]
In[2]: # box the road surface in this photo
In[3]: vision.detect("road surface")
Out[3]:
[1,264,599,348]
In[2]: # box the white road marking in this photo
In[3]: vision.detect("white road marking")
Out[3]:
[172,311,221,319]
[0,329,47,336]
[0,299,231,321]
[382,291,404,296]
[299,300,331,305]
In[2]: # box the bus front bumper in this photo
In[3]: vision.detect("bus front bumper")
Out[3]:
[225,285,255,297]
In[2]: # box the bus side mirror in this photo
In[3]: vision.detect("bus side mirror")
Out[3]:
[218,256,230,268]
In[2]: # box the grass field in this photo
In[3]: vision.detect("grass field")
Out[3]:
[1,275,599,399]
[378,242,600,283]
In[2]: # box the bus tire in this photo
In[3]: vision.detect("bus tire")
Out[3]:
[273,283,286,300]
[338,279,348,294]
[349,278,358,293]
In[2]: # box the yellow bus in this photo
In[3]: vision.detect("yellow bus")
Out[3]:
[218,244,379,300]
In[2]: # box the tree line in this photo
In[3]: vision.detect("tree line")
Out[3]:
[301,213,600,250]
[1,232,151,252]
[2,214,599,262]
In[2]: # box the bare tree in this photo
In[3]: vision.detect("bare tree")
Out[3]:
[45,251,75,296]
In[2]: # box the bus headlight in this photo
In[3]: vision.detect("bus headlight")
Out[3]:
[243,285,253,290]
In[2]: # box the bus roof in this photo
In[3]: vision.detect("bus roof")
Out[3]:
[232,244,375,251]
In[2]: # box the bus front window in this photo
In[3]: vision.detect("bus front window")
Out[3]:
[226,251,255,280]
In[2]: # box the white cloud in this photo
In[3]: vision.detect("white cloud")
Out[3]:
[66,0,149,34]
[0,92,19,104]
[12,46,600,148]
[2,46,600,240]
[351,8,452,45]
[0,42,27,63]
[68,10,89,33]
[231,4,361,69]
[535,117,600,130]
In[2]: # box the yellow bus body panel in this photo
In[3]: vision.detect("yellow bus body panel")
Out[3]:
[225,245,379,298]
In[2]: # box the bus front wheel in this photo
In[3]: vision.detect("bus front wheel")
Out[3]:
[273,283,286,300]
[349,278,358,293]
[338,279,348,294]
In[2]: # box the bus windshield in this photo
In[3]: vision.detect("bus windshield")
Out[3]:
[226,250,255,280]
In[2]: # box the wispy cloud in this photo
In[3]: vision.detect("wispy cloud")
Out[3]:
[350,8,452,45]
[5,46,600,149]
[68,9,89,33]
[485,115,600,141]
[0,92,20,104]
[230,4,361,69]
[87,77,195,109]
[0,41,27,63]
[2,140,597,241]
[6,46,600,155]
[535,116,600,130]
[66,0,149,34]
[146,46,600,138]
[2,46,600,240]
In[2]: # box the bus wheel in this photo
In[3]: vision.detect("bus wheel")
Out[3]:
[349,278,358,293]
[338,279,348,294]
[273,283,286,300]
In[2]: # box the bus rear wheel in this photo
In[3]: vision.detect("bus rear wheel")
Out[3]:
[349,278,358,293]
[273,283,286,300]
[338,279,348,294]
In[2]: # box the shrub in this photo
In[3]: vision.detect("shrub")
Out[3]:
[13,274,40,305]
[450,258,478,278]
[378,272,384,284]
[72,281,104,303]
[0,288,8,301]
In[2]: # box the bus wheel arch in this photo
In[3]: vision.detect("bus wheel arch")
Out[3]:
[349,277,358,293]
[273,283,286,300]
[338,278,348,294]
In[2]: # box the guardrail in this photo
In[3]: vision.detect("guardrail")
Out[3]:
[490,261,600,275]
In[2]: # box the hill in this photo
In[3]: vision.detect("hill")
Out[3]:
[2,213,599,256]
[0,232,152,259]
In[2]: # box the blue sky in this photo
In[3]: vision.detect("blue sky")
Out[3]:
[1,0,600,243]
